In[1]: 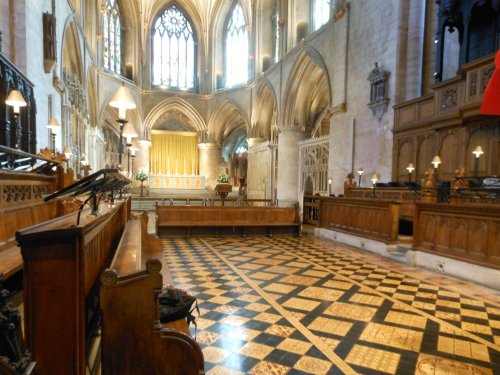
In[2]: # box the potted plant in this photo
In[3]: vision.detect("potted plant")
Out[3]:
[136,170,148,197]
[215,172,232,199]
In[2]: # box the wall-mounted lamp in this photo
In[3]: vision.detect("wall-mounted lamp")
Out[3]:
[472,146,483,177]
[5,89,27,149]
[122,122,138,146]
[47,117,60,158]
[327,177,332,196]
[406,163,415,183]
[431,155,441,184]
[109,83,136,171]
[357,168,364,187]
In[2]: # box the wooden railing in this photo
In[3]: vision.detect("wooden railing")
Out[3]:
[413,202,500,269]
[319,197,401,243]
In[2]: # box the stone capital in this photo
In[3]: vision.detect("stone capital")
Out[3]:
[198,142,220,150]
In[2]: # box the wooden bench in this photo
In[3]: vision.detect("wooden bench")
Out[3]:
[100,211,205,375]
[156,204,301,237]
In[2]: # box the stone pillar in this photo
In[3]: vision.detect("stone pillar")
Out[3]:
[276,128,305,205]
[136,139,151,176]
[198,142,222,190]
[405,0,425,100]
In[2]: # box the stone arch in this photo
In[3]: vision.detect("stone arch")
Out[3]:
[281,46,331,132]
[208,100,250,144]
[251,80,277,140]
[143,97,206,139]
[61,18,84,80]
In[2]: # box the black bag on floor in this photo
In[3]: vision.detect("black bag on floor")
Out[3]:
[159,285,199,328]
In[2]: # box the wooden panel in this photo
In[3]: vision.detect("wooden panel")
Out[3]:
[413,203,500,269]
[419,98,435,120]
[156,205,300,237]
[319,197,401,243]
[17,200,129,375]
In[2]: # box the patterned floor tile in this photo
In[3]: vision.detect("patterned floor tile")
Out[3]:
[346,344,400,374]
[161,236,500,375]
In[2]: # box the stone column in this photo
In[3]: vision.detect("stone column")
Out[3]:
[198,142,222,190]
[276,128,305,205]
[136,139,151,176]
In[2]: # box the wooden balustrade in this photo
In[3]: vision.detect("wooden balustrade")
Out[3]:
[319,197,401,243]
[413,203,500,269]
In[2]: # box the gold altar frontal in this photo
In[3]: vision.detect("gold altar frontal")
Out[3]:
[149,174,206,190]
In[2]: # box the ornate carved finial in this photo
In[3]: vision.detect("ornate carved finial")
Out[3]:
[0,274,34,373]
[146,258,162,274]
[100,269,118,286]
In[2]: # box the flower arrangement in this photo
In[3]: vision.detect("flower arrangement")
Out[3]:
[136,170,148,182]
[136,170,148,196]
[217,172,229,184]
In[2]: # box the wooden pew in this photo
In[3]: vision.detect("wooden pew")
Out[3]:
[16,200,129,375]
[156,204,301,237]
[100,212,205,375]
[319,197,401,243]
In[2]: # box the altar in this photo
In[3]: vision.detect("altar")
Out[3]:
[149,174,206,190]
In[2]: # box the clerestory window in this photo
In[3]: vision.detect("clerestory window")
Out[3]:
[152,5,196,89]
[225,3,249,87]
[103,0,122,74]
[313,0,331,31]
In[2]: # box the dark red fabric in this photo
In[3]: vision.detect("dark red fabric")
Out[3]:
[480,50,500,115]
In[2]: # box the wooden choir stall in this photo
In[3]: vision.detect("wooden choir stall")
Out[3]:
[14,169,204,375]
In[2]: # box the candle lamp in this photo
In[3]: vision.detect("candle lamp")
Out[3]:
[109,83,136,171]
[356,168,364,187]
[5,89,27,149]
[328,178,332,195]
[431,155,441,184]
[47,118,61,158]
[406,163,415,183]
[472,146,483,177]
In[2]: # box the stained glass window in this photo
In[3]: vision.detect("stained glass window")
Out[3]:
[313,0,331,31]
[103,0,121,73]
[225,3,249,87]
[153,5,195,89]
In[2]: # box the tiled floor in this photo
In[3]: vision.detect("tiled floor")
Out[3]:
[162,236,500,375]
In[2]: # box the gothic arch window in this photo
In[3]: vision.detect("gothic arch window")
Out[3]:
[225,2,249,87]
[152,5,196,89]
[313,0,331,31]
[103,0,121,74]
